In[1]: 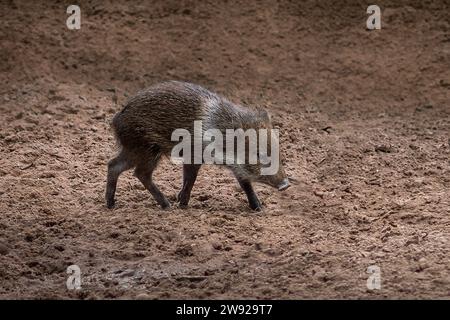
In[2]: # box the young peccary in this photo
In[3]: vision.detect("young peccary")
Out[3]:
[106,81,289,211]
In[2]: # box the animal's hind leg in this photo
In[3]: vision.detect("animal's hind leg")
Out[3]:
[134,155,170,209]
[106,151,133,208]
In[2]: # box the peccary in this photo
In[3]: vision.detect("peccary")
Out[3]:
[106,81,289,211]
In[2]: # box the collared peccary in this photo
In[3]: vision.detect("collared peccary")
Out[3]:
[106,81,289,211]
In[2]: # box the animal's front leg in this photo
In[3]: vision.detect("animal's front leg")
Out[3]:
[177,164,201,208]
[237,178,262,211]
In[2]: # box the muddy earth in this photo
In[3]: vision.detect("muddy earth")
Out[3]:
[0,0,449,299]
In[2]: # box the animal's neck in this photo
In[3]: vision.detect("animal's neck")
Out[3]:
[211,99,260,132]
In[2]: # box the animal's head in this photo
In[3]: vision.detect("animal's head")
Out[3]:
[228,108,290,191]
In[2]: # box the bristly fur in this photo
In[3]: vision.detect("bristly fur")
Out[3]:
[105,81,288,211]
[111,81,271,159]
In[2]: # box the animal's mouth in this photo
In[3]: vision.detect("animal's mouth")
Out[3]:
[278,179,290,191]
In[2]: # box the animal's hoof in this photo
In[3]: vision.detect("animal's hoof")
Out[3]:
[179,203,188,209]
[106,199,115,209]
[160,202,171,210]
[249,199,262,211]
[177,192,189,208]
[251,205,262,212]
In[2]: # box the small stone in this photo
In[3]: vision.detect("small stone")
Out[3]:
[136,293,151,300]
[313,190,325,198]
[418,257,429,270]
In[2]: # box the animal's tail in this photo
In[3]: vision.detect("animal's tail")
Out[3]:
[110,110,124,148]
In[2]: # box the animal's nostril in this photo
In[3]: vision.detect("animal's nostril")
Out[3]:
[278,179,290,191]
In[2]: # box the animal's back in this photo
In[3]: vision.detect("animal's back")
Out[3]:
[112,81,216,154]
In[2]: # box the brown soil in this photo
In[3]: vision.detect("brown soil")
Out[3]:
[0,0,449,299]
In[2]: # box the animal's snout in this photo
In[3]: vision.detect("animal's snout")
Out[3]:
[278,178,290,191]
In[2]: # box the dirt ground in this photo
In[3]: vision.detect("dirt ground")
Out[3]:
[0,0,449,299]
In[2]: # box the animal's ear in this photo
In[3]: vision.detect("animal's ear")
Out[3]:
[258,108,271,122]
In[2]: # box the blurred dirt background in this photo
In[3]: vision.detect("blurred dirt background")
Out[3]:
[0,0,449,299]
